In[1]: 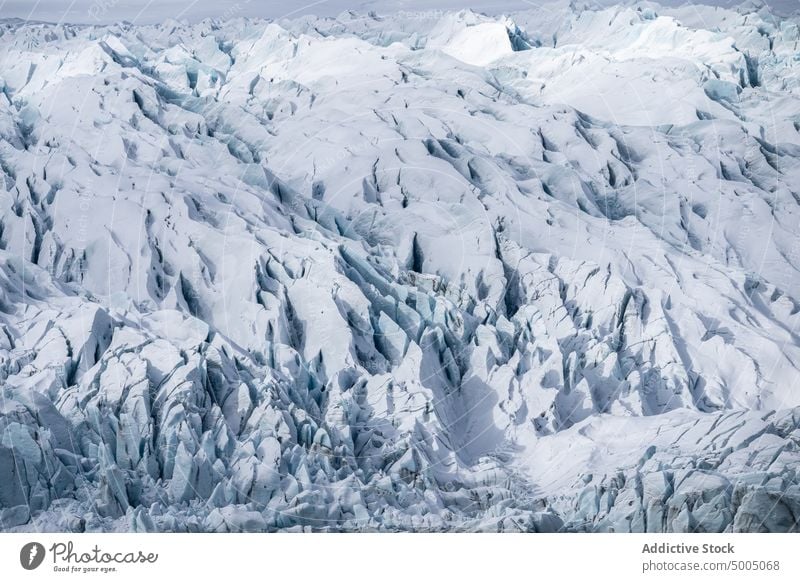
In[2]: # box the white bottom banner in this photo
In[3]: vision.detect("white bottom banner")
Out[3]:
[1,533,797,581]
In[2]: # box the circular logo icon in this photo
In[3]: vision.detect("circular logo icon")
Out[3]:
[20,542,46,570]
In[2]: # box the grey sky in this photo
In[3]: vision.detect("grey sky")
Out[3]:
[0,0,796,24]
[0,0,539,24]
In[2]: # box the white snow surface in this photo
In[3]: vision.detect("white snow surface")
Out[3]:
[1,2,800,532]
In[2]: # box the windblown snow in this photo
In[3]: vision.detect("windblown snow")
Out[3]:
[1,2,800,532]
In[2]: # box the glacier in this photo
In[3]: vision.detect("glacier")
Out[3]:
[1,1,800,532]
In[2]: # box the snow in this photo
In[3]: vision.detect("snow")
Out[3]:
[427,14,517,66]
[0,2,799,532]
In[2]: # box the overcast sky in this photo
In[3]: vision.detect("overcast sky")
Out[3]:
[0,0,533,24]
[0,0,796,24]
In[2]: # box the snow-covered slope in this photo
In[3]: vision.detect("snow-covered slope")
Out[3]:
[1,3,800,532]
